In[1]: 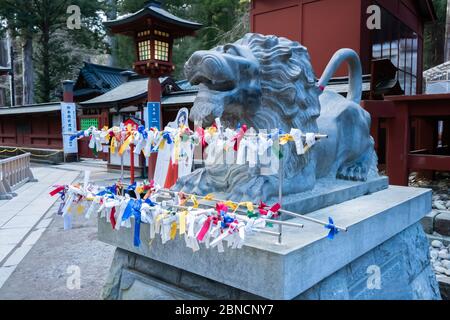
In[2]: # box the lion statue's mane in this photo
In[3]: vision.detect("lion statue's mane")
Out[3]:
[174,33,378,201]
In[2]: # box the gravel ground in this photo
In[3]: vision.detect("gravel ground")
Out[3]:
[409,172,450,284]
[0,201,115,300]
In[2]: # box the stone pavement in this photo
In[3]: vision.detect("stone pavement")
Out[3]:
[0,166,80,288]
[0,160,130,299]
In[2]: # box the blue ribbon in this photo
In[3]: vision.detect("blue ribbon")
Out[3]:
[70,131,85,141]
[162,132,173,145]
[144,198,156,207]
[121,199,142,247]
[96,184,117,196]
[126,182,137,193]
[221,213,234,229]
[138,125,148,140]
[325,217,339,240]
[133,203,142,247]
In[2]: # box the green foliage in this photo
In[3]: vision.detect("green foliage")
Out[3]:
[424,0,448,70]
[0,0,251,103]
[0,0,108,103]
[114,0,250,78]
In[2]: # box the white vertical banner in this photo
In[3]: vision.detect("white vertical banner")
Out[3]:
[61,102,78,154]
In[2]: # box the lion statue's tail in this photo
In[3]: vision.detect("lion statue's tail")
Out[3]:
[318,49,362,105]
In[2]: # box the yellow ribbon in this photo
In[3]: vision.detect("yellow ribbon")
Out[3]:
[191,195,199,209]
[206,127,217,136]
[136,185,144,195]
[159,139,166,151]
[77,205,84,215]
[279,134,295,145]
[110,137,117,154]
[203,194,214,201]
[179,211,187,235]
[119,134,133,156]
[170,222,177,240]
[225,201,238,211]
[173,134,181,163]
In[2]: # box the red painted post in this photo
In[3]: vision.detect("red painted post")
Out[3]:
[147,77,162,181]
[415,118,436,180]
[62,80,74,103]
[386,103,410,186]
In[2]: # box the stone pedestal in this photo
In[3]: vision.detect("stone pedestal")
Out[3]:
[99,186,441,300]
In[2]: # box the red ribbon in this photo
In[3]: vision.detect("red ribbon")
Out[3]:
[216,202,228,214]
[110,207,116,229]
[196,127,207,148]
[227,219,239,234]
[143,180,155,191]
[258,201,269,215]
[49,185,65,197]
[233,125,248,151]
[269,203,281,218]
[259,202,281,217]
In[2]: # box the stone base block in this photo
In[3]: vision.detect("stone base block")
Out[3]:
[102,222,440,300]
[99,186,440,300]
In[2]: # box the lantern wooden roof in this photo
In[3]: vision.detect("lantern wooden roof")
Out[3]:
[104,1,202,38]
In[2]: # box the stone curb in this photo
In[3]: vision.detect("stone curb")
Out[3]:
[422,210,450,237]
[435,212,450,237]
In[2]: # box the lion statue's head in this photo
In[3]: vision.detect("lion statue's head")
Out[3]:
[185,33,320,131]
[184,33,321,175]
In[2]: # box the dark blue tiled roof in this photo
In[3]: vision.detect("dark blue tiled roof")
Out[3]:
[74,62,130,98]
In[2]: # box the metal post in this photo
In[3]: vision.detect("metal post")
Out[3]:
[120,153,124,182]
[9,46,15,107]
[130,143,135,184]
[277,131,283,245]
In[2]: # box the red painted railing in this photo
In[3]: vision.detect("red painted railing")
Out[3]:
[362,94,450,186]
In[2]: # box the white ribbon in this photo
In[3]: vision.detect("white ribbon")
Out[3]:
[290,128,305,155]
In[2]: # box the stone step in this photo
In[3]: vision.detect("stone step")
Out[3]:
[437,275,450,300]
[421,210,450,237]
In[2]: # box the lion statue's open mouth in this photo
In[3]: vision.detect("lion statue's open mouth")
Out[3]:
[174,33,378,201]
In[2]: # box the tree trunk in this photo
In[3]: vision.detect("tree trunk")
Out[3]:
[0,38,7,107]
[106,0,118,67]
[22,33,34,105]
[40,23,51,103]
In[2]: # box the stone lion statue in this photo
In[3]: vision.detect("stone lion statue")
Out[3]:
[173,33,378,201]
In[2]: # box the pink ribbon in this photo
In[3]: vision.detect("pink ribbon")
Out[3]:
[197,217,212,241]
[233,125,248,152]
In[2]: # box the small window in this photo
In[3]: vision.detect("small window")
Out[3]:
[154,40,169,61]
[137,30,151,37]
[80,118,99,131]
[154,30,170,38]
[138,40,152,61]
